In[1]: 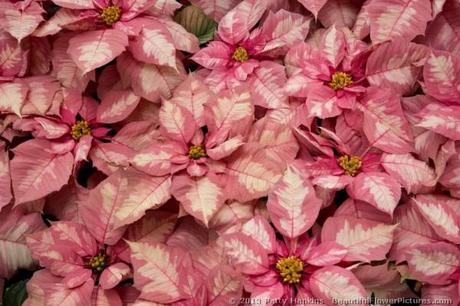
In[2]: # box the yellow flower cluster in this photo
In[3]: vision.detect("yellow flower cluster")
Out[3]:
[188,144,207,159]
[89,254,107,272]
[100,5,122,26]
[329,71,353,90]
[232,46,249,62]
[70,120,91,140]
[338,154,362,176]
[276,256,304,284]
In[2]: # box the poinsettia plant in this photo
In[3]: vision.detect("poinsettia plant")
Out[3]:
[0,0,460,305]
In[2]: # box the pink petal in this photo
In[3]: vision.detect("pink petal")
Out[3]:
[3,2,44,41]
[310,266,367,305]
[225,149,284,202]
[20,76,62,116]
[153,17,200,53]
[186,162,208,177]
[91,288,123,306]
[381,153,436,193]
[360,87,414,153]
[208,201,255,235]
[367,0,432,43]
[159,99,196,144]
[79,170,128,244]
[97,89,141,124]
[260,10,310,53]
[74,135,93,163]
[306,242,348,266]
[284,73,319,97]
[112,170,171,229]
[192,41,232,70]
[412,194,460,244]
[25,37,51,75]
[335,199,393,224]
[204,86,254,138]
[206,136,244,160]
[100,262,131,289]
[25,269,94,305]
[243,117,299,168]
[313,175,353,190]
[0,209,46,278]
[0,31,26,77]
[23,269,56,305]
[390,202,440,263]
[50,0,95,9]
[0,82,28,116]
[241,216,276,254]
[423,51,460,102]
[33,117,70,139]
[117,52,185,103]
[112,121,160,150]
[425,0,460,56]
[80,96,99,122]
[407,242,460,285]
[171,174,225,227]
[63,269,92,289]
[97,64,123,99]
[206,265,243,305]
[318,0,361,28]
[43,277,94,306]
[347,172,401,216]
[129,23,176,69]
[60,90,83,124]
[166,217,209,252]
[168,74,212,127]
[267,165,322,239]
[307,86,342,119]
[0,143,12,210]
[321,216,397,262]
[220,233,269,275]
[417,103,460,140]
[189,0,238,21]
[47,221,98,256]
[366,41,430,95]
[422,283,459,306]
[89,141,134,175]
[217,0,267,44]
[11,139,74,205]
[132,143,175,176]
[115,211,177,262]
[127,241,190,303]
[34,8,90,37]
[68,29,129,74]
[148,0,182,15]
[121,0,161,20]
[250,269,279,287]
[249,61,289,109]
[320,25,346,68]
[250,282,284,305]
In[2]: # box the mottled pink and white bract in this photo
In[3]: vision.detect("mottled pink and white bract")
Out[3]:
[0,0,459,305]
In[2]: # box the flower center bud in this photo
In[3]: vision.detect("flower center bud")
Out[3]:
[329,71,353,90]
[338,154,362,176]
[276,256,304,284]
[232,46,249,62]
[89,253,107,272]
[188,145,207,160]
[70,120,91,140]
[100,5,121,26]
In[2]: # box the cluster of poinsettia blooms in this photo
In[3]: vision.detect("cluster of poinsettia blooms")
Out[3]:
[0,0,459,304]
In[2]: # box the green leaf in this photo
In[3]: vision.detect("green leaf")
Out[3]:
[174,5,217,44]
[2,280,28,306]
